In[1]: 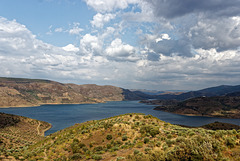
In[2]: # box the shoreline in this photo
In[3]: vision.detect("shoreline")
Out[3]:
[0,101,105,109]
[153,108,240,119]
[43,124,52,137]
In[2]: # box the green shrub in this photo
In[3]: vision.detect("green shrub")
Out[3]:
[176,136,185,143]
[135,115,140,119]
[71,139,81,153]
[106,134,113,140]
[104,122,113,129]
[122,135,128,141]
[144,137,150,144]
[165,139,174,147]
[140,125,159,137]
[136,142,143,148]
[150,128,160,137]
[89,143,93,148]
[226,137,235,148]
[111,146,119,151]
[69,153,82,160]
[94,146,103,152]
[92,154,102,160]
[134,150,140,155]
[117,156,125,161]
[140,125,152,134]
[144,147,152,154]
[135,122,140,126]
[167,134,172,139]
[107,144,112,149]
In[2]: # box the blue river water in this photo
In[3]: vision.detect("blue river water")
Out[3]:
[0,101,239,135]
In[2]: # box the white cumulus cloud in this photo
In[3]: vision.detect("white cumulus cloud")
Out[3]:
[62,44,79,52]
[80,34,103,55]
[155,33,171,43]
[91,13,116,28]
[105,38,138,61]
[69,22,83,35]
[54,27,63,32]
[84,0,138,13]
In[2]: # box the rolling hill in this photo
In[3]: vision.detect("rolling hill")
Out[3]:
[1,113,239,160]
[0,112,51,160]
[154,95,240,118]
[0,77,150,108]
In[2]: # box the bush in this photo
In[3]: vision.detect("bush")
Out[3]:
[94,146,103,152]
[167,134,172,139]
[69,153,82,160]
[135,115,140,119]
[150,128,159,137]
[106,134,113,140]
[134,150,140,155]
[156,141,161,147]
[165,139,174,147]
[136,142,143,148]
[140,125,159,137]
[104,122,113,129]
[144,148,151,154]
[122,135,128,141]
[144,137,150,144]
[107,144,112,149]
[117,157,125,161]
[226,137,235,148]
[71,139,81,153]
[140,125,152,134]
[92,154,102,160]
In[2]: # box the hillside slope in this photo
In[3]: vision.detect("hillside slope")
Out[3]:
[0,112,51,160]
[4,113,240,161]
[154,96,240,118]
[0,77,149,108]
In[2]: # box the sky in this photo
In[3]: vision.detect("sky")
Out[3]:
[0,0,240,91]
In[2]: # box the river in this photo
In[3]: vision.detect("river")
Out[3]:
[0,101,239,135]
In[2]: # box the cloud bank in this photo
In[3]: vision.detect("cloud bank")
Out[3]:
[1,0,240,90]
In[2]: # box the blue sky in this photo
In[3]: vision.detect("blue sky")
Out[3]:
[0,0,240,90]
[0,0,94,46]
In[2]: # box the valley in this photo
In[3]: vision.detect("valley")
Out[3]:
[1,77,240,160]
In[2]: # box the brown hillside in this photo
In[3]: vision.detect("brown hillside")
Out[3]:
[4,113,240,161]
[154,96,240,118]
[0,77,125,108]
[0,112,51,159]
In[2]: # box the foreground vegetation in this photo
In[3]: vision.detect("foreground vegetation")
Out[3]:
[1,113,240,161]
[0,113,51,160]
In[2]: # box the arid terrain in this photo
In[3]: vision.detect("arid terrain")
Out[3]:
[0,77,150,108]
[0,113,51,160]
[1,113,240,161]
[153,96,240,119]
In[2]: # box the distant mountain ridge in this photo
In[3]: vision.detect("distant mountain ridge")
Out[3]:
[130,89,186,95]
[140,85,240,119]
[154,95,240,118]
[0,77,149,108]
[154,85,240,100]
[2,77,240,108]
